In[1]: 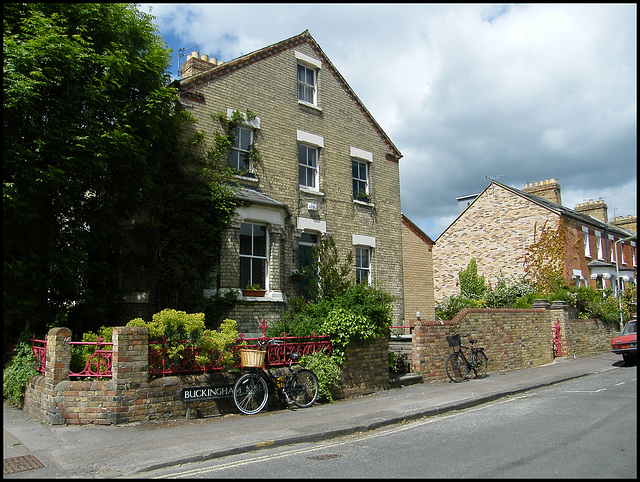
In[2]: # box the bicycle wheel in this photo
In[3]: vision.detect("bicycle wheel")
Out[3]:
[473,350,488,378]
[288,369,319,408]
[445,352,468,383]
[233,372,269,415]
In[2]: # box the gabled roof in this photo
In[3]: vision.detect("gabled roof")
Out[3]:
[437,180,635,241]
[178,30,401,161]
[402,214,435,246]
[495,181,635,238]
[233,186,292,217]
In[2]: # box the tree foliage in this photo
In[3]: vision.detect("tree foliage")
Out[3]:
[522,220,567,292]
[3,3,236,346]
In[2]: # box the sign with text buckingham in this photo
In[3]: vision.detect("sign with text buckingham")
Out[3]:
[179,385,234,401]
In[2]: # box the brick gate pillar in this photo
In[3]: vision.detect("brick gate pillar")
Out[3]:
[112,326,149,390]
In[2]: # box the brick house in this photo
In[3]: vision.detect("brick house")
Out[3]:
[433,179,637,303]
[401,214,435,330]
[175,31,405,333]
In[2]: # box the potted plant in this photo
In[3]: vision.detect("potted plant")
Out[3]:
[242,283,266,297]
[290,269,306,282]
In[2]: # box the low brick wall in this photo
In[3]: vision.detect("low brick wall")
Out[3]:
[565,318,616,358]
[412,301,614,382]
[333,335,389,399]
[23,326,389,425]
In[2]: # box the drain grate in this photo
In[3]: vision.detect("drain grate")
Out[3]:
[3,455,44,475]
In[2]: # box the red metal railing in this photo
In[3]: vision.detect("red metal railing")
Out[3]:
[31,336,47,374]
[69,336,114,378]
[148,332,332,377]
[31,321,332,379]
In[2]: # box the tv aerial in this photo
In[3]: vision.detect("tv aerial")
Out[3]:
[177,45,200,77]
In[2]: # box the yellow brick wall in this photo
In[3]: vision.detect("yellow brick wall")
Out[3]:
[433,183,558,302]
[402,220,435,324]
[182,41,404,326]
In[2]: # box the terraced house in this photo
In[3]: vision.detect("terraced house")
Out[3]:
[433,179,637,303]
[177,31,405,333]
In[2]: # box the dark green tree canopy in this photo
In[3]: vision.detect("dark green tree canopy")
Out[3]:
[3,3,236,344]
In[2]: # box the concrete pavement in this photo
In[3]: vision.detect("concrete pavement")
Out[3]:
[3,352,631,478]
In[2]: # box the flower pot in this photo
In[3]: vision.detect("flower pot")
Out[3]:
[242,289,266,297]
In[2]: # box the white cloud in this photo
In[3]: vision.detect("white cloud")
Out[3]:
[142,3,637,239]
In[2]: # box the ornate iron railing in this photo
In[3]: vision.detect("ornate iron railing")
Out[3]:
[148,332,332,377]
[31,323,332,379]
[69,336,113,378]
[31,336,47,374]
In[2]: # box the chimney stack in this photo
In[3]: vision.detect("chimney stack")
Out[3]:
[180,52,219,79]
[574,199,609,223]
[522,179,562,206]
[610,215,637,233]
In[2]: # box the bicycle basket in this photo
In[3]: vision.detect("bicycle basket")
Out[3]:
[239,349,266,368]
[446,334,461,347]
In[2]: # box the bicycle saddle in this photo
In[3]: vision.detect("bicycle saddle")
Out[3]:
[469,339,477,344]
[286,352,301,361]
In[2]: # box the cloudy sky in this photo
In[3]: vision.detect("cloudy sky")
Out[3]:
[140,3,637,239]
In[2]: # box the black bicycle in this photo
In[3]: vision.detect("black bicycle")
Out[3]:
[233,339,320,415]
[445,333,488,383]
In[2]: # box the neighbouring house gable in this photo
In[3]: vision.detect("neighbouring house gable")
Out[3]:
[434,181,636,302]
[402,214,435,323]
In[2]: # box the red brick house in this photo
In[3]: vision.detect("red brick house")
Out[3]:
[433,179,636,302]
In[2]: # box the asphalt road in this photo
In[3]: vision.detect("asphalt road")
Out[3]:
[144,364,637,479]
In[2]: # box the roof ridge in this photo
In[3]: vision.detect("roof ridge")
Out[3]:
[178,30,401,159]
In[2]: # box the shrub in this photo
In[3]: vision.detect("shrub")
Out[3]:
[299,348,341,403]
[70,325,113,374]
[196,318,241,367]
[3,341,38,406]
[127,308,205,360]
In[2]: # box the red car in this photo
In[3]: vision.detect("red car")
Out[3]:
[611,319,637,363]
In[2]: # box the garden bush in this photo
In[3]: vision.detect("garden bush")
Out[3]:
[3,340,38,406]
[299,348,342,403]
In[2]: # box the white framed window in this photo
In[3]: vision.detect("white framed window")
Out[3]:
[298,144,318,189]
[595,231,603,260]
[228,126,253,172]
[582,226,590,257]
[351,148,373,202]
[352,160,369,201]
[632,241,636,267]
[296,51,321,107]
[355,246,371,285]
[297,130,323,192]
[608,234,615,263]
[353,234,375,286]
[239,223,268,290]
[297,64,316,104]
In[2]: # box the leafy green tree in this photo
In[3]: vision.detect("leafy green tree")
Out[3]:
[458,258,486,299]
[3,3,236,346]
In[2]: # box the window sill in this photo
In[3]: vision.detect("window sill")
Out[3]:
[299,187,324,197]
[234,173,259,183]
[241,291,284,302]
[298,100,322,112]
[354,199,374,208]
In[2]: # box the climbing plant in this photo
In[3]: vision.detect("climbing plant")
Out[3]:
[210,109,261,176]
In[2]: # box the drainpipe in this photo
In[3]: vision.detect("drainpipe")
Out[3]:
[615,234,636,331]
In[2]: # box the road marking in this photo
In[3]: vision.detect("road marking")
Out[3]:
[564,389,606,393]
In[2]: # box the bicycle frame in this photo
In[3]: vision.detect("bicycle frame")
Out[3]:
[446,333,488,383]
[233,339,318,414]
